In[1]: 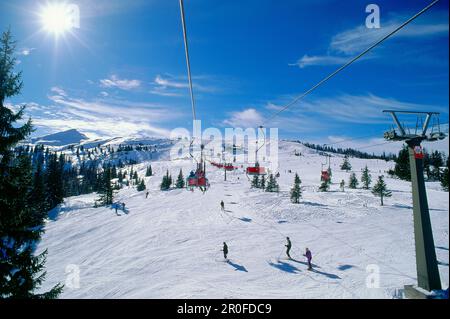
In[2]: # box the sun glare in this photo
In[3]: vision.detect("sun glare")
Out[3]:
[40,3,73,36]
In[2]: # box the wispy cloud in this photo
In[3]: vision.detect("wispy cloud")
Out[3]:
[17,47,35,56]
[223,108,264,127]
[330,20,448,55]
[271,93,447,125]
[50,86,67,97]
[150,74,221,97]
[100,75,141,91]
[19,87,183,138]
[315,134,449,156]
[293,14,448,68]
[290,55,351,69]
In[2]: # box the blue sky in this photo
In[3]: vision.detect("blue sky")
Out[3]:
[1,0,449,153]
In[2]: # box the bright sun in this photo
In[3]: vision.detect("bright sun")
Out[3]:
[40,3,74,36]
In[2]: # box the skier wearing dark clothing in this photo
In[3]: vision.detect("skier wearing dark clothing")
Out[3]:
[220,200,225,212]
[285,237,292,259]
[122,203,126,211]
[146,191,149,199]
[222,242,228,260]
[303,248,312,270]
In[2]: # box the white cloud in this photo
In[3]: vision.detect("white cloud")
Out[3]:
[22,88,183,137]
[154,75,189,89]
[293,15,448,68]
[100,75,141,90]
[290,54,350,68]
[100,91,109,97]
[223,108,264,128]
[151,74,219,97]
[319,135,449,156]
[279,93,446,124]
[330,21,448,55]
[51,86,67,97]
[17,48,35,56]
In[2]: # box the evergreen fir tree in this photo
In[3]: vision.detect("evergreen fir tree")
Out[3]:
[160,170,172,190]
[340,156,352,171]
[372,175,392,206]
[394,146,411,181]
[146,165,153,177]
[97,168,114,205]
[290,173,302,203]
[251,175,259,188]
[318,179,330,192]
[136,179,146,192]
[265,174,279,193]
[30,160,48,224]
[0,28,62,298]
[111,165,117,179]
[175,169,185,188]
[361,165,372,189]
[259,175,266,190]
[45,153,64,209]
[441,156,449,192]
[348,172,359,189]
[118,170,123,184]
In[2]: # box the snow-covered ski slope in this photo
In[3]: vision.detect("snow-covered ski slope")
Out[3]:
[37,140,449,298]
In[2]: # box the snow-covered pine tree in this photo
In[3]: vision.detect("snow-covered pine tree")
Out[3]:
[176,169,185,188]
[348,172,358,189]
[118,170,123,184]
[0,28,63,298]
[290,173,302,203]
[265,174,279,193]
[372,175,392,206]
[111,165,117,179]
[146,165,153,177]
[30,160,48,224]
[160,170,172,190]
[394,146,410,181]
[259,175,266,190]
[97,167,114,205]
[136,179,146,192]
[361,165,372,189]
[251,175,259,188]
[45,153,64,209]
[318,179,330,192]
[340,156,352,171]
[440,156,449,192]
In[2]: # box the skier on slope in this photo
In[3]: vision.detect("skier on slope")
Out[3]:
[222,242,228,260]
[285,237,292,259]
[220,200,225,212]
[146,191,149,199]
[122,202,126,211]
[303,247,312,270]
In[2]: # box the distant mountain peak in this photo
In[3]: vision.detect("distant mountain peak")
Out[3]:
[31,129,89,147]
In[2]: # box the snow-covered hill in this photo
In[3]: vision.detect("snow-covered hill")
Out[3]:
[36,140,449,298]
[31,129,89,147]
